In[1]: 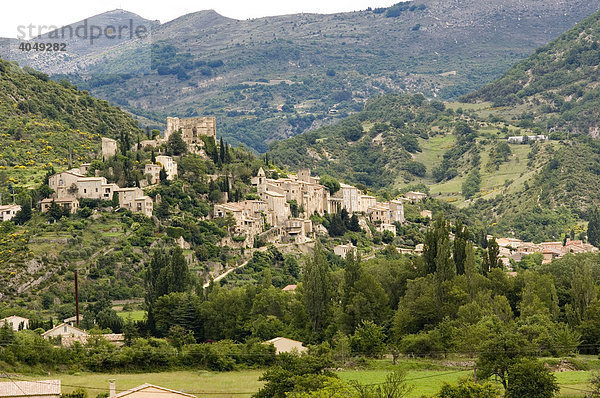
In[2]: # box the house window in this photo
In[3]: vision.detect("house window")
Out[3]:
[83,189,87,193]
[64,326,67,332]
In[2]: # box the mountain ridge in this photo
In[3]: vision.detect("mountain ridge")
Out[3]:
[2,0,598,152]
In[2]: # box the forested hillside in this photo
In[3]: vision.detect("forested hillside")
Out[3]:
[0,57,141,187]
[463,9,600,136]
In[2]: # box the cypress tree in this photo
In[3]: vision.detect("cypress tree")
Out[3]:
[303,243,332,339]
[453,218,468,275]
[219,137,225,163]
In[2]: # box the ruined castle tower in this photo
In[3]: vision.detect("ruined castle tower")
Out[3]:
[165,116,216,153]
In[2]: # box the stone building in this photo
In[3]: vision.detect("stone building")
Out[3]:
[40,197,79,214]
[48,170,85,197]
[46,169,151,216]
[334,243,357,259]
[334,183,360,213]
[144,163,162,185]
[213,200,265,243]
[367,199,404,225]
[404,191,427,202]
[102,137,118,160]
[165,116,216,153]
[116,187,153,217]
[0,204,22,222]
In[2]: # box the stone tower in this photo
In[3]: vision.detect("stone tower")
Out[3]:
[257,167,266,193]
[101,137,118,160]
[165,116,216,153]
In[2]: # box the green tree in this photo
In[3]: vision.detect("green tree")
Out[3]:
[47,201,64,221]
[482,238,501,275]
[159,167,168,182]
[477,321,535,390]
[254,354,336,398]
[13,202,32,225]
[436,379,500,398]
[505,359,559,398]
[303,243,332,339]
[435,230,454,283]
[328,214,346,237]
[382,230,395,244]
[588,207,600,247]
[348,214,361,232]
[350,320,386,358]
[462,169,481,199]
[319,175,340,195]
[168,130,187,155]
[453,219,468,275]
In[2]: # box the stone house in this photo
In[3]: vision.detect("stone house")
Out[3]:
[334,243,357,259]
[258,190,290,227]
[116,187,144,210]
[0,204,22,222]
[284,218,312,243]
[420,210,433,219]
[133,196,154,217]
[367,200,404,225]
[213,200,265,242]
[76,177,106,199]
[155,155,178,180]
[42,323,89,346]
[144,163,162,185]
[358,195,377,213]
[507,135,548,144]
[0,315,29,331]
[48,170,84,197]
[404,191,427,202]
[40,197,79,214]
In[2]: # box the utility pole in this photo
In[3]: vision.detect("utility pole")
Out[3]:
[74,270,79,327]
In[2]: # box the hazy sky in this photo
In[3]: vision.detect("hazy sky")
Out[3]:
[1,0,397,39]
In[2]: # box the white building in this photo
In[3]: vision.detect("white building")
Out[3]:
[334,243,357,259]
[155,155,178,180]
[0,204,22,222]
[507,135,548,144]
[0,315,29,331]
[42,323,89,346]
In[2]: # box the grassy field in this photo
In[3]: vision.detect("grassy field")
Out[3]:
[20,357,597,398]
[29,370,265,398]
[115,310,146,321]
[402,131,556,207]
